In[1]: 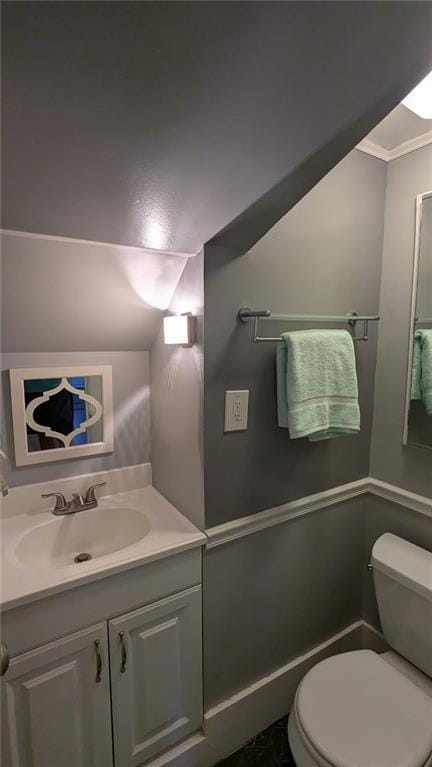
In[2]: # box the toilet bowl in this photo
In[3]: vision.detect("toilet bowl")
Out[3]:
[288,534,432,767]
[288,649,432,767]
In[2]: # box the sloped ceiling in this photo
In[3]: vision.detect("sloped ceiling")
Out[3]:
[1,232,188,352]
[2,1,432,255]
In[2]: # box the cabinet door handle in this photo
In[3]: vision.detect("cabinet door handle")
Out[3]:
[119,632,127,673]
[0,641,10,677]
[94,639,102,683]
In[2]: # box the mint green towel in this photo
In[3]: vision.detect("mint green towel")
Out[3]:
[276,329,360,441]
[420,330,432,415]
[411,331,422,401]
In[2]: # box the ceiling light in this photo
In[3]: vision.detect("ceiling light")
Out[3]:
[402,71,432,119]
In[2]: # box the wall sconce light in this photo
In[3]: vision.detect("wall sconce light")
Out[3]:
[163,313,195,347]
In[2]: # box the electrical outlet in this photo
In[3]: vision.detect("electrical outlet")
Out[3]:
[224,390,249,431]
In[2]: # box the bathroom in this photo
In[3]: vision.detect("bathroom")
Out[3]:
[1,2,432,767]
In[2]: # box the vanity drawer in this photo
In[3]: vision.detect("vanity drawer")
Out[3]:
[2,547,202,657]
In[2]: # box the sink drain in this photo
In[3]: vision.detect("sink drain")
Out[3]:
[74,552,92,563]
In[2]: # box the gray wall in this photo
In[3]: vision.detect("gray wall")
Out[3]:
[204,150,387,526]
[2,1,432,252]
[1,232,187,353]
[0,232,184,488]
[203,497,365,707]
[362,495,432,629]
[150,253,205,530]
[370,144,432,497]
[1,351,151,486]
[203,492,432,709]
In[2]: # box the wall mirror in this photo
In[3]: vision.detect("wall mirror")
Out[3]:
[404,191,432,450]
[9,366,114,465]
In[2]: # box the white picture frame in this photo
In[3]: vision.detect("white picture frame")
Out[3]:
[9,365,114,466]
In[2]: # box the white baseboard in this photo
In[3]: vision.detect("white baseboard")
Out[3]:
[361,621,388,653]
[148,619,373,767]
[203,620,364,765]
[143,732,208,767]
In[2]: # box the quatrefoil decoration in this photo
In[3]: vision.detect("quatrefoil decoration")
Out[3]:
[25,377,103,447]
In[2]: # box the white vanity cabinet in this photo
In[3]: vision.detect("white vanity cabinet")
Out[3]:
[109,586,202,766]
[1,550,203,767]
[1,623,113,767]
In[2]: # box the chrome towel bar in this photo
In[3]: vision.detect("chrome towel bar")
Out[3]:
[238,307,380,343]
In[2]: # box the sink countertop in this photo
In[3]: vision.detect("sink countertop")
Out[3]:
[1,486,206,611]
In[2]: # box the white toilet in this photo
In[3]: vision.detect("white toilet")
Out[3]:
[288,533,432,767]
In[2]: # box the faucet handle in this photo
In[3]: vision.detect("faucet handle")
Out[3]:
[41,492,68,512]
[84,482,106,505]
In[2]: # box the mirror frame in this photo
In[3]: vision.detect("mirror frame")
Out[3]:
[9,365,114,466]
[403,190,432,447]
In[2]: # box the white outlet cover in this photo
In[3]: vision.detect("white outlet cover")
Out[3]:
[224,390,249,432]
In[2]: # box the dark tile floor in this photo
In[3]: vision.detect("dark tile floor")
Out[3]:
[216,715,296,767]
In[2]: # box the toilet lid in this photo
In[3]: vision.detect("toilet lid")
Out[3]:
[296,650,432,767]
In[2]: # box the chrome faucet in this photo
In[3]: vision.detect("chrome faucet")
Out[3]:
[42,483,106,516]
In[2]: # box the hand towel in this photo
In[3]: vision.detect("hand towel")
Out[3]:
[420,329,432,415]
[276,329,360,441]
[411,332,422,401]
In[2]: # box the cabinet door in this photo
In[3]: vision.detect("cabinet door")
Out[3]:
[1,623,113,767]
[109,586,202,767]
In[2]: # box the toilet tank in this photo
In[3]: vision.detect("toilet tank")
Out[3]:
[371,533,432,678]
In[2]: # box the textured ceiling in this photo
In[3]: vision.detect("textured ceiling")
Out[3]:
[2,1,432,254]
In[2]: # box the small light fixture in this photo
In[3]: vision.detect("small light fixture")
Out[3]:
[163,313,195,347]
[402,70,432,119]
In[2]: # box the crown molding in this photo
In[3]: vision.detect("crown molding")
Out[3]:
[356,139,390,162]
[357,130,432,163]
[389,129,432,160]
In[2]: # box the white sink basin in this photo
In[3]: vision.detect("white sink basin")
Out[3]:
[2,484,206,610]
[15,507,151,569]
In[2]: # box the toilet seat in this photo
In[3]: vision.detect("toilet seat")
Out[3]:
[293,650,432,767]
